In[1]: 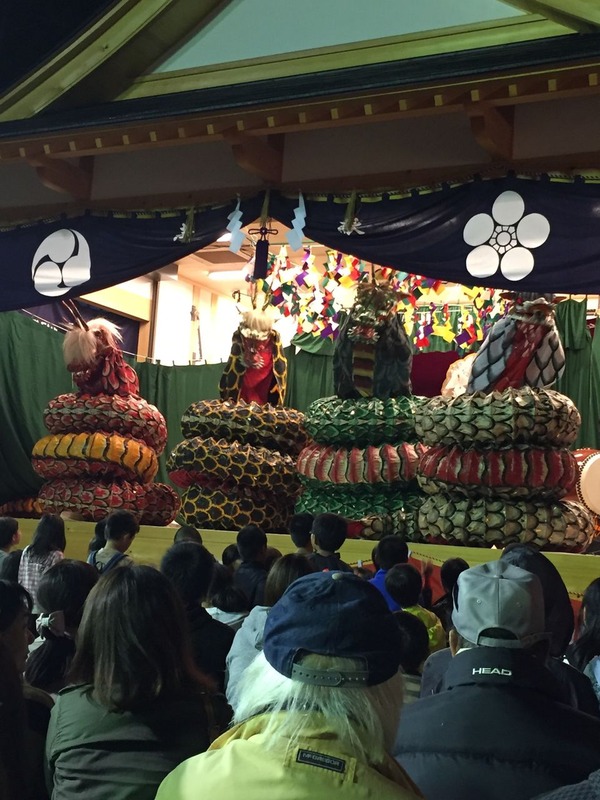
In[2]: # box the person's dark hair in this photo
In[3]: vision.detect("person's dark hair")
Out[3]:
[501,543,573,658]
[312,513,347,554]
[173,525,203,545]
[69,565,211,711]
[289,513,314,549]
[393,611,429,675]
[104,510,139,542]
[440,558,469,595]
[25,560,98,693]
[374,536,409,571]
[0,550,22,582]
[570,578,600,671]
[0,642,28,798]
[29,514,66,558]
[0,517,18,550]
[265,546,283,572]
[208,564,249,613]
[371,545,380,572]
[161,543,215,606]
[263,554,313,606]
[236,525,267,562]
[0,579,32,631]
[88,519,107,553]
[222,544,241,569]
[385,564,422,608]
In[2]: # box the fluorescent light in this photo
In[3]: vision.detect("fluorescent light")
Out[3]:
[208,270,246,281]
[216,232,232,242]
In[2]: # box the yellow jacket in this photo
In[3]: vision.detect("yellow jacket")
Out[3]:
[156,712,423,800]
[403,605,447,653]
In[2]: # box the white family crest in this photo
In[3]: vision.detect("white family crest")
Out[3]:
[463,190,550,282]
[32,229,91,297]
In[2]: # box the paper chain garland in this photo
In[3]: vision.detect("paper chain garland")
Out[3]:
[255,246,506,350]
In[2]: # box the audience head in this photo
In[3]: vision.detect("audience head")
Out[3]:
[451,560,549,653]
[0,580,33,672]
[385,564,422,608]
[0,517,19,552]
[289,513,314,550]
[173,525,203,546]
[104,510,139,546]
[236,525,268,563]
[371,545,380,572]
[29,514,66,557]
[569,577,600,671]
[70,565,209,711]
[161,543,215,607]
[88,519,107,553]
[374,536,409,571]
[501,543,573,658]
[311,513,348,555]
[0,550,22,582]
[235,572,404,763]
[263,554,313,606]
[25,560,98,693]
[208,564,250,613]
[264,546,283,572]
[222,544,242,572]
[440,557,469,595]
[393,611,430,676]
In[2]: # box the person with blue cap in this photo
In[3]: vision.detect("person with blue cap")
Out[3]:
[156,571,424,800]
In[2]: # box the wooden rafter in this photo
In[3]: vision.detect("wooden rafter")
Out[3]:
[26,155,93,200]
[468,105,514,160]
[222,130,284,183]
[0,0,234,121]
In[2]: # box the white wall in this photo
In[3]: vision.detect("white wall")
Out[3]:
[152,278,195,365]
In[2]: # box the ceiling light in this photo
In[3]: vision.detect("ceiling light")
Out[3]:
[208,270,247,281]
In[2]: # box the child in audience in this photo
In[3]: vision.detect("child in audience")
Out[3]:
[393,611,430,704]
[308,513,353,573]
[369,536,409,611]
[226,553,313,710]
[87,519,106,554]
[233,525,269,607]
[222,544,242,573]
[161,543,234,692]
[173,525,203,545]
[25,560,98,695]
[289,512,314,556]
[431,557,469,632]
[45,566,231,800]
[0,516,20,563]
[87,509,138,573]
[385,564,446,653]
[206,564,249,631]
[0,549,22,582]
[18,515,65,610]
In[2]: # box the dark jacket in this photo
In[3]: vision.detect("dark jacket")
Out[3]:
[233,561,268,608]
[307,552,353,573]
[420,647,600,717]
[186,605,235,692]
[395,647,600,800]
[45,684,231,800]
[534,769,600,800]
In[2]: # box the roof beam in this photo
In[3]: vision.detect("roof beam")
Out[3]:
[222,130,284,183]
[500,1,600,32]
[468,105,514,160]
[0,0,234,121]
[26,155,93,200]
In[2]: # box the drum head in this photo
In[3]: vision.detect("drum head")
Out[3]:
[577,453,600,515]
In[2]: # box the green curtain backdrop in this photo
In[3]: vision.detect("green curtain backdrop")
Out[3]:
[554,299,600,449]
[0,313,72,504]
